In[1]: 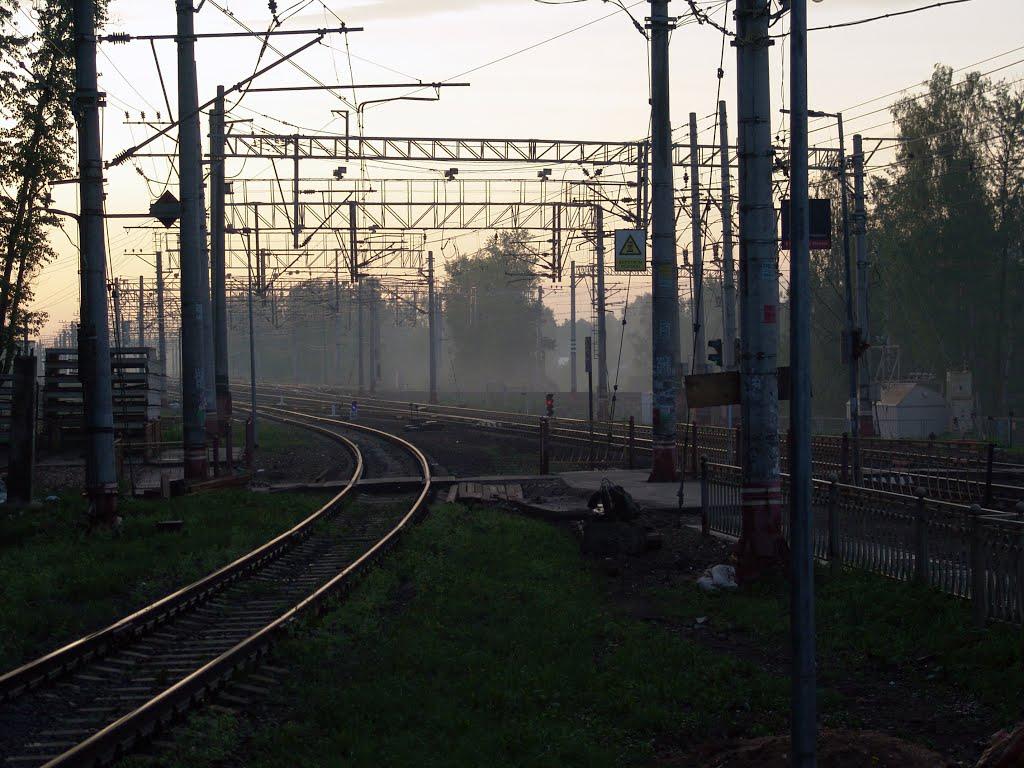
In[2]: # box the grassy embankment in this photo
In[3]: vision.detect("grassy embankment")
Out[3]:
[0,488,331,671]
[122,504,1024,767]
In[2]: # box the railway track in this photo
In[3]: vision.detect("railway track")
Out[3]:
[0,411,431,768]
[249,384,1024,509]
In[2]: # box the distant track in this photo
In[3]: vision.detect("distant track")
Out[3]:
[0,412,430,768]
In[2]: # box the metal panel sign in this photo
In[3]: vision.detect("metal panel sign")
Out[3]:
[614,229,646,271]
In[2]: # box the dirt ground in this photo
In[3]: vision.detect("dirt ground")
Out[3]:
[664,729,950,767]
[591,506,1002,766]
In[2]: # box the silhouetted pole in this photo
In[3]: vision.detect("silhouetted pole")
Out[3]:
[853,133,873,438]
[689,111,707,374]
[595,205,608,419]
[176,0,208,479]
[427,250,438,404]
[719,100,737,372]
[211,85,232,439]
[789,0,818,762]
[835,112,861,483]
[648,0,682,481]
[735,0,783,580]
[74,0,118,521]
[570,260,577,394]
[155,249,167,403]
[137,275,145,346]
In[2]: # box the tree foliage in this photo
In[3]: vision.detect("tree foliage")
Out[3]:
[443,232,552,390]
[868,65,1024,413]
[0,0,106,365]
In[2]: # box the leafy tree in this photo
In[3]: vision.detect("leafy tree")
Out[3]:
[868,65,1023,413]
[443,232,551,391]
[0,0,107,366]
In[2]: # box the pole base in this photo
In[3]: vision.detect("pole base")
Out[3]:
[735,481,787,583]
[87,486,119,529]
[184,448,208,481]
[647,443,678,482]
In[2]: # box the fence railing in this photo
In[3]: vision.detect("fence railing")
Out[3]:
[701,461,1024,625]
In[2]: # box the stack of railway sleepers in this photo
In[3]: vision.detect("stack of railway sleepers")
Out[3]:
[43,346,163,451]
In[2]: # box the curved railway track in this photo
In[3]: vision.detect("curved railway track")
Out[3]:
[252,384,1024,509]
[0,412,431,768]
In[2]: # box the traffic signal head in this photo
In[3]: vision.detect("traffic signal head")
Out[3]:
[708,339,723,367]
[545,393,554,417]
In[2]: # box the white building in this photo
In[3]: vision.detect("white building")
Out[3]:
[875,382,949,439]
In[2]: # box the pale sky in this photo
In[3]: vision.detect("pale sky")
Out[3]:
[28,0,1024,339]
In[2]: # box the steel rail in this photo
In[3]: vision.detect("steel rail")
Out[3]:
[0,418,363,704]
[256,384,1024,510]
[33,412,430,768]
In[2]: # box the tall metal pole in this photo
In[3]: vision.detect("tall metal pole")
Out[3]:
[853,134,872,438]
[156,249,167,404]
[689,112,707,374]
[719,100,737,372]
[350,201,364,395]
[536,284,544,391]
[137,275,145,346]
[357,279,365,395]
[176,0,208,479]
[427,250,438,404]
[837,114,861,483]
[73,0,118,520]
[334,251,342,382]
[789,0,817,763]
[246,241,257,444]
[370,282,379,394]
[595,206,608,418]
[211,85,231,436]
[735,0,783,578]
[570,260,577,394]
[648,0,681,481]
[156,252,166,366]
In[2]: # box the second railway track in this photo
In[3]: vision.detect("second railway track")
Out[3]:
[0,412,430,768]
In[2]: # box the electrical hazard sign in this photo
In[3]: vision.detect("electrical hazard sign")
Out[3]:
[614,229,646,272]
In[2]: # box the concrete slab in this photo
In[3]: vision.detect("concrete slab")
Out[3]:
[558,469,702,512]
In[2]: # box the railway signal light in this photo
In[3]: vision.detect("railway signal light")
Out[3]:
[545,393,554,417]
[708,338,723,367]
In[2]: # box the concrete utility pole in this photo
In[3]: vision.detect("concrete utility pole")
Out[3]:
[334,252,342,382]
[788,2,818,763]
[536,284,545,392]
[735,0,783,578]
[834,112,862,482]
[137,275,145,346]
[155,250,167,386]
[689,112,707,374]
[595,206,608,418]
[370,282,379,394]
[570,260,577,394]
[246,241,257,443]
[853,134,872,437]
[719,100,737,371]
[177,0,208,479]
[648,0,682,481]
[427,250,438,404]
[73,0,118,520]
[211,85,232,438]
[350,201,364,395]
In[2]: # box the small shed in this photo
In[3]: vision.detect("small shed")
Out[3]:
[875,382,949,439]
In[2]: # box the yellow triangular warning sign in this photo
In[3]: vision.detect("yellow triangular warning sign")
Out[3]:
[619,234,642,256]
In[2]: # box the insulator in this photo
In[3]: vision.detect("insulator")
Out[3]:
[106,32,131,44]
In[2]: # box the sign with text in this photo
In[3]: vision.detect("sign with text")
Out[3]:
[614,229,647,271]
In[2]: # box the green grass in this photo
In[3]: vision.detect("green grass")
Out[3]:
[122,504,790,768]
[0,488,330,671]
[652,567,1024,726]
[155,416,299,455]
